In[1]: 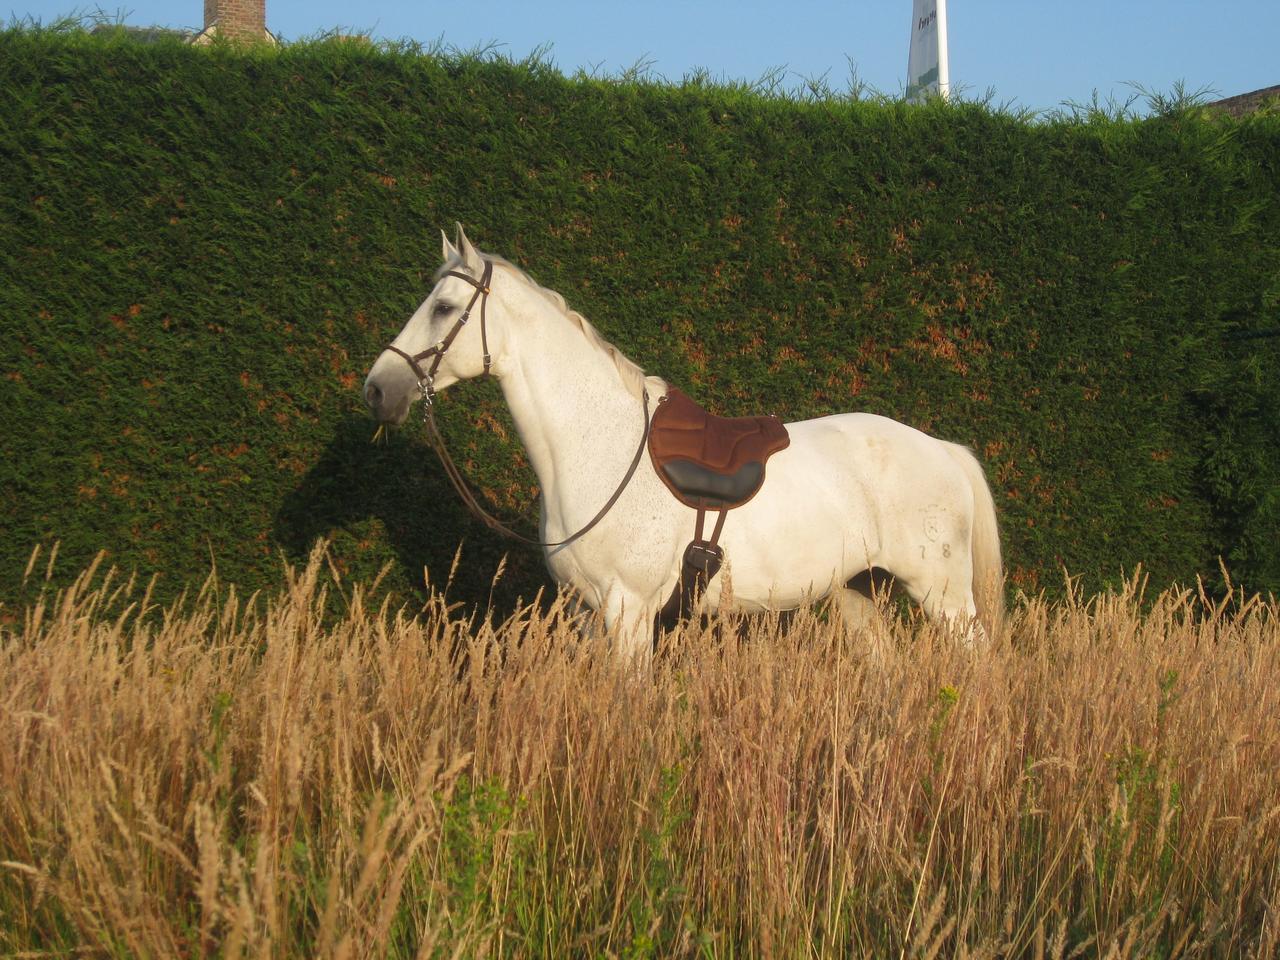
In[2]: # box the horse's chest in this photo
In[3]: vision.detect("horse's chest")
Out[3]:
[542,517,676,604]
[543,549,584,591]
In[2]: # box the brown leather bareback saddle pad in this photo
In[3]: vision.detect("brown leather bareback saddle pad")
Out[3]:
[646,388,790,633]
[647,388,790,510]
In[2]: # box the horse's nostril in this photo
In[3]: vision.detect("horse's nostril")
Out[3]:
[364,381,383,411]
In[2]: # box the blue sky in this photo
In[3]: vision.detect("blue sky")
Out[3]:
[14,2,1279,113]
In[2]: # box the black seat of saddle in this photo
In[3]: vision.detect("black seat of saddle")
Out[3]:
[647,388,791,510]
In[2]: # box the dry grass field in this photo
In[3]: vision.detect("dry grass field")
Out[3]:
[2,544,1278,958]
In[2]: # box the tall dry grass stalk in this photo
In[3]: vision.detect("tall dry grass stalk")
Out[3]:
[2,544,1278,958]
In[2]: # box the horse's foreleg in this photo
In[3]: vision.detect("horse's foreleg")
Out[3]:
[600,585,657,666]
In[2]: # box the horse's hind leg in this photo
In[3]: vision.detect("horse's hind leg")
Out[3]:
[903,571,985,645]
[935,595,984,645]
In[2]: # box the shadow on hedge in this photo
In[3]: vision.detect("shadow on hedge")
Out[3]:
[273,414,554,619]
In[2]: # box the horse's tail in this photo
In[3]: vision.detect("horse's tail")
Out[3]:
[944,442,1004,638]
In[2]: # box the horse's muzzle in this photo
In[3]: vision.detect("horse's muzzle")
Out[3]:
[364,380,383,412]
[363,377,410,425]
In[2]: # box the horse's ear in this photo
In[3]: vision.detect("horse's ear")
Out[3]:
[455,223,483,274]
[440,228,459,263]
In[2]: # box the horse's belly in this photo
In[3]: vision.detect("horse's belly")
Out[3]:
[712,476,873,610]
[714,505,870,610]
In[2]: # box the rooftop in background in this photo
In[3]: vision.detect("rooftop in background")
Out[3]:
[1210,84,1280,117]
[86,0,276,45]
[90,24,195,42]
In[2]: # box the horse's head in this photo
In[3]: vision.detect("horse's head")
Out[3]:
[364,226,499,425]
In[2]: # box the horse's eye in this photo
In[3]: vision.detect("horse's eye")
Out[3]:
[433,301,453,318]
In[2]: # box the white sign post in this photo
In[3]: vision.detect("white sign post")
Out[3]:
[907,0,950,103]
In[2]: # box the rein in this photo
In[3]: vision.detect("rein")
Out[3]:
[385,259,652,550]
[422,391,651,549]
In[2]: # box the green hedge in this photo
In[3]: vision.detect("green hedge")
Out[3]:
[2,25,1278,616]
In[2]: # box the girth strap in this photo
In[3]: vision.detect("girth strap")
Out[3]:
[656,505,727,633]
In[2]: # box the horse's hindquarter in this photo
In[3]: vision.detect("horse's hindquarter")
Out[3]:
[715,412,976,609]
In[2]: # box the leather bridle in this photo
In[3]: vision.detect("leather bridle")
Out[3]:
[386,260,494,408]
[381,258,651,550]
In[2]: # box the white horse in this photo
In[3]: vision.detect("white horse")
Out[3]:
[364,227,1002,659]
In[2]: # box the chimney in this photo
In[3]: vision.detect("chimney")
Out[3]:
[200,0,269,42]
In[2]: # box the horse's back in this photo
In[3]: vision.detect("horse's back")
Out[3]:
[782,410,968,483]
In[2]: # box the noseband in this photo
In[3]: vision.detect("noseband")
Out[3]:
[386,259,494,410]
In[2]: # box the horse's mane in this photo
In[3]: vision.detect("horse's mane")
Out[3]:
[437,253,665,402]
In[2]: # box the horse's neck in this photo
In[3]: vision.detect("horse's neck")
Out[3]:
[496,298,646,526]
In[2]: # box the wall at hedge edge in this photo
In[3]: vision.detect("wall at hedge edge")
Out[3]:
[2,28,1278,617]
